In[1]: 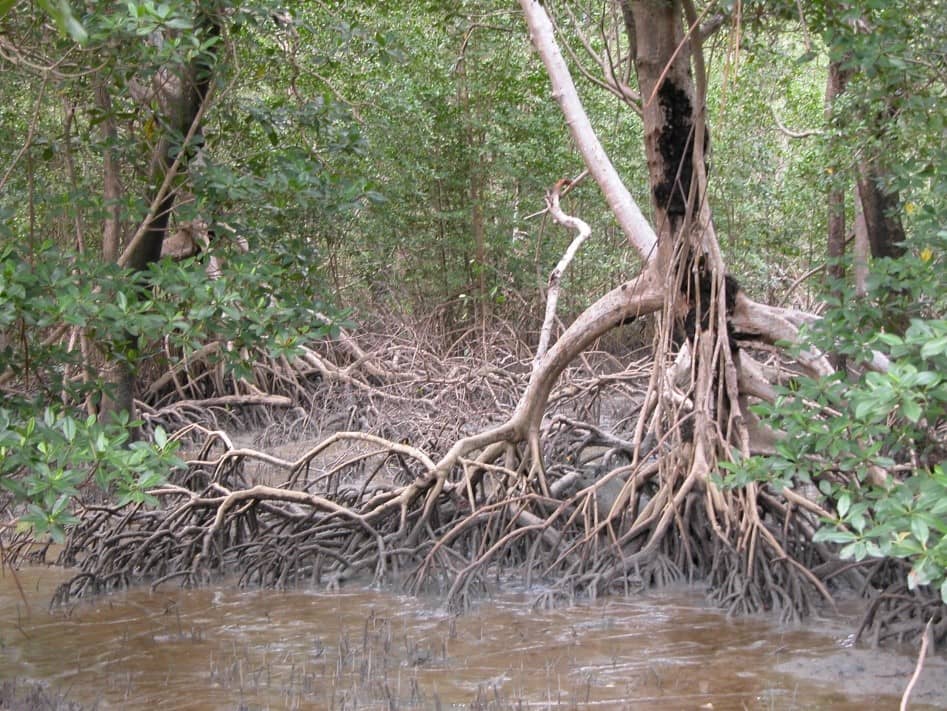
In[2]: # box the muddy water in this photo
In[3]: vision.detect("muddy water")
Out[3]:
[1,567,944,710]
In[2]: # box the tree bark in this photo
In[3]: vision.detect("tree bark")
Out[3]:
[825,11,906,264]
[519,0,824,421]
[101,11,219,424]
[825,61,847,283]
[631,0,702,235]
[518,0,658,265]
[853,185,870,296]
[856,160,906,260]
[456,44,490,323]
[96,81,122,264]
[517,0,841,610]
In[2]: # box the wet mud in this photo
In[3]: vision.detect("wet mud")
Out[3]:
[0,566,944,710]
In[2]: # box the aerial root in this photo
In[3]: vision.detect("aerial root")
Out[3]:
[856,577,947,648]
[41,327,940,645]
[52,421,839,621]
[50,410,941,646]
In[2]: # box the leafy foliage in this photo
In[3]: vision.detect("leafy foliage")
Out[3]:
[0,0,369,536]
[722,243,947,601]
[0,407,181,541]
[716,0,947,604]
[0,237,344,532]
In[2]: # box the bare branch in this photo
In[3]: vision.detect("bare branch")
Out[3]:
[117,82,215,268]
[771,105,823,138]
[900,618,933,711]
[548,2,641,112]
[534,178,593,369]
[0,76,48,193]
[519,0,657,263]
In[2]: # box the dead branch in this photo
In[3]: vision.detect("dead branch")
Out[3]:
[534,178,593,368]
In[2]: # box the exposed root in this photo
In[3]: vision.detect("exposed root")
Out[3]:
[16,276,935,646]
[52,339,841,626]
[856,572,947,648]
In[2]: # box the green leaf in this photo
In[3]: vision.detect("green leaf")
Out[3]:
[813,528,857,544]
[61,416,76,442]
[920,336,947,360]
[0,0,17,20]
[929,501,947,521]
[139,470,165,488]
[853,394,885,421]
[910,517,930,547]
[36,0,88,43]
[51,492,71,516]
[900,398,922,423]
[874,333,903,347]
[849,512,867,533]
[48,524,66,544]
[837,492,851,518]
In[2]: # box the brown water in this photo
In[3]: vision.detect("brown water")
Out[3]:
[1,566,944,710]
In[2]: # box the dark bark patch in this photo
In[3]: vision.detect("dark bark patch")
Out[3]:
[680,256,740,345]
[653,80,695,216]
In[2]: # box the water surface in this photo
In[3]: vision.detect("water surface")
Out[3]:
[1,567,943,710]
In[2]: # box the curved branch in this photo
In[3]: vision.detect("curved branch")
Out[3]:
[516,268,664,433]
[770,105,823,138]
[534,178,592,368]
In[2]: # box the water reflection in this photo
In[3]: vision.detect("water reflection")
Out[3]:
[0,566,943,710]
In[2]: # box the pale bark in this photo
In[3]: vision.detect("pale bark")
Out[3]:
[825,61,847,283]
[519,0,658,265]
[515,270,664,434]
[521,0,824,381]
[534,179,592,369]
[95,81,122,264]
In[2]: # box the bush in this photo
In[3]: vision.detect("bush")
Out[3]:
[721,234,947,603]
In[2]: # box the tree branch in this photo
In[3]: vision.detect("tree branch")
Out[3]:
[771,105,823,138]
[117,83,214,268]
[534,179,592,369]
[519,0,658,264]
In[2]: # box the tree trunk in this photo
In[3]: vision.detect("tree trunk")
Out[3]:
[627,0,733,450]
[824,10,906,264]
[519,0,835,613]
[96,81,122,264]
[631,0,703,236]
[100,11,218,424]
[825,61,848,283]
[853,185,870,296]
[856,161,906,260]
[824,40,906,332]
